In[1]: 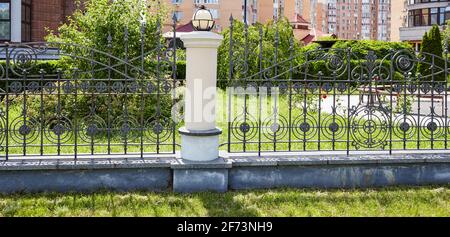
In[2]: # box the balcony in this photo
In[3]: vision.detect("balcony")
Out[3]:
[406,1,449,10]
[399,25,443,41]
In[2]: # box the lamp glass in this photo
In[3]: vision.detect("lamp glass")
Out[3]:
[192,6,214,31]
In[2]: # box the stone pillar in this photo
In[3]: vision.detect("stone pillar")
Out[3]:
[172,31,229,193]
[11,0,21,43]
[179,31,223,162]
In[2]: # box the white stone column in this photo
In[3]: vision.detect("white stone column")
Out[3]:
[179,31,223,161]
[10,0,21,42]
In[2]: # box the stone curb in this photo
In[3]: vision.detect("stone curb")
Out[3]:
[1,155,450,171]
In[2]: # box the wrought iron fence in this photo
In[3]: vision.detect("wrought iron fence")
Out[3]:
[3,15,450,160]
[221,17,450,155]
[0,19,181,160]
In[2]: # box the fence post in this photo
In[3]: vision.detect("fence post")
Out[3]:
[171,31,230,193]
[178,31,223,161]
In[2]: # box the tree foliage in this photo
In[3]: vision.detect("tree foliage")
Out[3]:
[217,18,302,82]
[42,0,173,121]
[46,0,167,75]
[331,40,413,59]
[417,25,445,81]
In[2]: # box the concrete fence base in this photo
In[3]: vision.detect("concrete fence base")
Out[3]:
[0,153,449,194]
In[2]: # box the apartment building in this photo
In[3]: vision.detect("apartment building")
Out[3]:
[390,0,407,42]
[168,0,246,32]
[399,0,450,51]
[0,0,77,42]
[326,0,391,41]
[166,0,327,42]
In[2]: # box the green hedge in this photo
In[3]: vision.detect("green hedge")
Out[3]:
[0,60,60,77]
[0,60,186,79]
[292,59,408,82]
[1,59,185,124]
[331,40,414,59]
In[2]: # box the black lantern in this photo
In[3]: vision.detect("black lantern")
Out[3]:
[191,5,215,31]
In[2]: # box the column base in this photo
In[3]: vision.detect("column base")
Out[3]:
[179,127,222,162]
[172,158,231,193]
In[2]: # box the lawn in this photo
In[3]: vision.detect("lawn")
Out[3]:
[0,186,448,217]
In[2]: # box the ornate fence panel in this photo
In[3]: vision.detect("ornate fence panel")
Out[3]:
[222,18,450,155]
[0,20,181,160]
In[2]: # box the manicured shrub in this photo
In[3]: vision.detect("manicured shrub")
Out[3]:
[417,25,445,81]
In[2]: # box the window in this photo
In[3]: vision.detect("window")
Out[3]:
[22,0,31,42]
[173,11,183,22]
[408,6,450,27]
[209,8,219,19]
[0,0,10,41]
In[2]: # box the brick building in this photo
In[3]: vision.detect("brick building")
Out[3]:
[166,0,328,43]
[326,0,391,41]
[0,0,78,43]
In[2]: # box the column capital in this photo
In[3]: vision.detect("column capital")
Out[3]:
[180,31,223,48]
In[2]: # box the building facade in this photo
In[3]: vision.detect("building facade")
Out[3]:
[0,0,78,43]
[390,0,407,42]
[168,0,245,32]
[166,0,327,40]
[399,0,450,51]
[326,0,391,41]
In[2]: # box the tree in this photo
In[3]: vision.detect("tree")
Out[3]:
[217,17,302,84]
[417,25,445,81]
[42,0,173,123]
[46,0,168,76]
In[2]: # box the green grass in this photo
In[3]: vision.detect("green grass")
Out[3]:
[0,186,448,217]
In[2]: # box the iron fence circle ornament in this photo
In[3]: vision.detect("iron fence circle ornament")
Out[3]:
[127,82,139,93]
[44,82,57,93]
[79,115,107,143]
[262,114,288,140]
[10,117,39,144]
[45,116,73,144]
[95,82,108,93]
[112,82,125,93]
[11,47,37,75]
[27,81,40,93]
[420,115,445,139]
[350,105,389,149]
[393,50,416,73]
[292,112,318,141]
[393,115,417,139]
[231,111,258,141]
[321,115,346,140]
[144,116,173,143]
[113,116,140,142]
[62,82,74,93]
[9,81,23,93]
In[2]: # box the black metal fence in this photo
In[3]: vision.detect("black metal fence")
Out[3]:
[221,17,450,156]
[2,15,450,160]
[0,20,181,160]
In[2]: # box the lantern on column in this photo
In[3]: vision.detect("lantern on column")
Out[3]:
[191,5,215,31]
